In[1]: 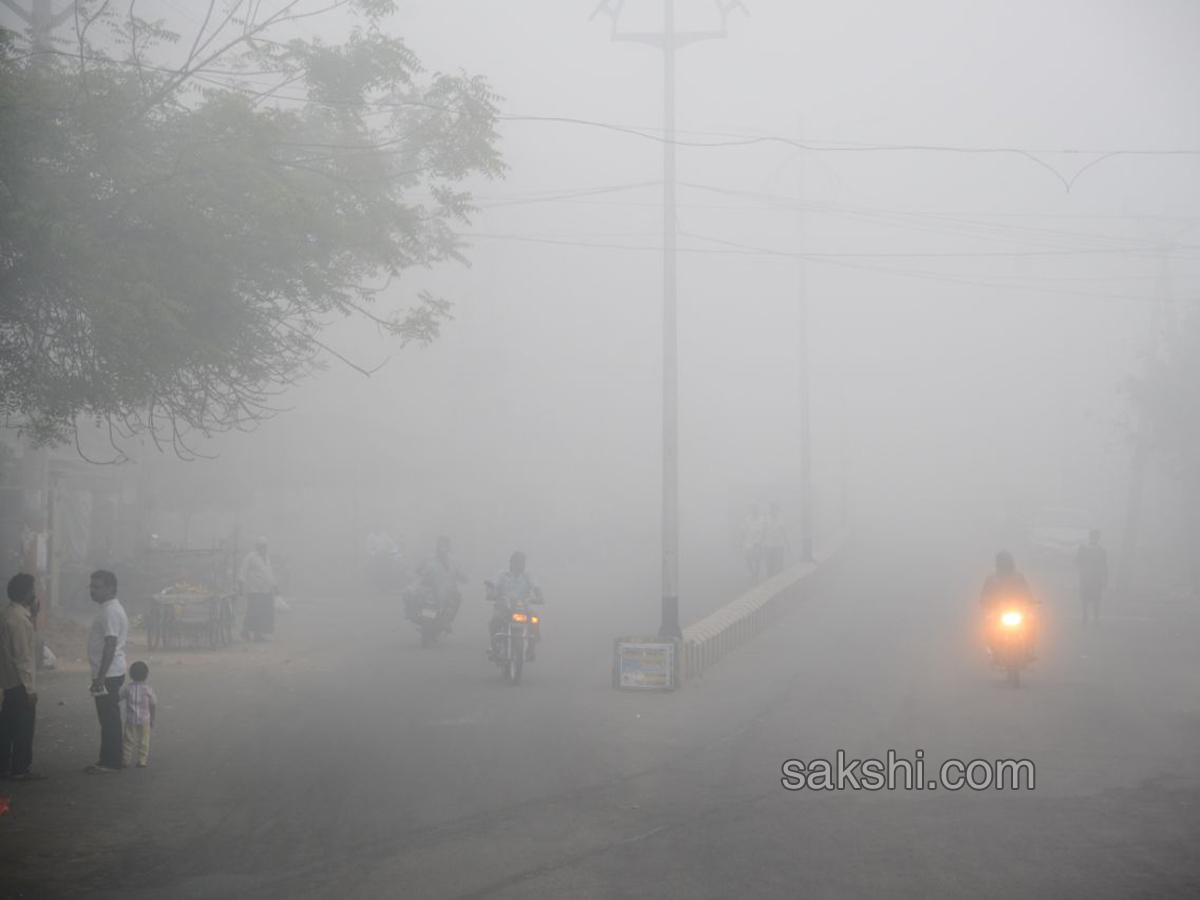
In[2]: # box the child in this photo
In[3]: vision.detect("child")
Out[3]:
[119,661,157,768]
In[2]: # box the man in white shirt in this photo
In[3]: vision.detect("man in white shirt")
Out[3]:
[85,569,128,773]
[239,537,277,642]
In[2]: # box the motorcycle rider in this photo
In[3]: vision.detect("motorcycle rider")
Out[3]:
[979,550,1038,655]
[414,536,467,630]
[489,551,543,661]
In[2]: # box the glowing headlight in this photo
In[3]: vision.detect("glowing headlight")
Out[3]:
[1000,611,1023,627]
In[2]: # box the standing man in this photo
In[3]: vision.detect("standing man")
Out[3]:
[239,536,277,642]
[0,574,44,781]
[762,503,790,578]
[741,504,765,583]
[86,570,128,774]
[1076,529,1109,626]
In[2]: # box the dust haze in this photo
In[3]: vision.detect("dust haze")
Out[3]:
[3,2,1199,898]
[108,1,1200,602]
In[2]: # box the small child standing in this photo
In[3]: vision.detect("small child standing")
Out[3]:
[119,661,157,768]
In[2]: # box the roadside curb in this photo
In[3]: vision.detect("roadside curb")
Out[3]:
[680,528,852,683]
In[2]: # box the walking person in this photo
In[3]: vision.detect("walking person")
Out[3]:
[239,537,277,642]
[762,503,790,578]
[742,504,766,583]
[120,661,157,768]
[0,573,45,781]
[1076,529,1109,626]
[86,570,128,774]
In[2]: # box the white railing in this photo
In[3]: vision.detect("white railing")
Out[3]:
[681,529,850,682]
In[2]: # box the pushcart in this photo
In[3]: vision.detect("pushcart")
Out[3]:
[146,590,238,650]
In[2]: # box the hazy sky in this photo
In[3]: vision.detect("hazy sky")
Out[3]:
[9,1,1198,579]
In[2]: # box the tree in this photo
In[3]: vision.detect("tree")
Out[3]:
[0,1,505,456]
[1125,304,1200,590]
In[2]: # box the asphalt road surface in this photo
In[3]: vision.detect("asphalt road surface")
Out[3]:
[3,533,1198,899]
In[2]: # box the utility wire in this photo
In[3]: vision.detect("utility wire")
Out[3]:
[464,230,1196,261]
[16,47,1200,192]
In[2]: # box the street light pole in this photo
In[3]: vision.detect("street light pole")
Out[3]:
[794,121,815,561]
[798,262,814,561]
[0,0,77,50]
[592,0,745,640]
[660,0,681,638]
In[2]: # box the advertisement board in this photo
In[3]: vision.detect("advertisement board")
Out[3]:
[614,638,677,691]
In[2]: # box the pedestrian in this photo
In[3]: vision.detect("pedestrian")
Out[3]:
[1076,529,1108,626]
[86,569,128,774]
[762,503,789,578]
[119,661,156,768]
[0,573,45,781]
[742,504,765,583]
[239,536,277,642]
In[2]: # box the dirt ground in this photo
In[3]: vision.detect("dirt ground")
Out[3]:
[1,599,344,899]
[3,543,1199,900]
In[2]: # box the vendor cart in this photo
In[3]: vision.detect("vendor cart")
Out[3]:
[147,589,238,651]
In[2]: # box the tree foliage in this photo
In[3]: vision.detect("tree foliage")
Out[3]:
[1126,306,1200,484]
[0,1,505,456]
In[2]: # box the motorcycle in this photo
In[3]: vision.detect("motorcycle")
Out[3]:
[485,580,542,685]
[403,583,451,648]
[986,602,1037,687]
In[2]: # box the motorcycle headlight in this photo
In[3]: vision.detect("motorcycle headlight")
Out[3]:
[1000,611,1023,627]
[511,612,529,623]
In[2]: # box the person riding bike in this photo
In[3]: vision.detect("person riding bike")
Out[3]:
[412,536,467,630]
[979,550,1038,655]
[489,551,543,661]
[980,550,1032,608]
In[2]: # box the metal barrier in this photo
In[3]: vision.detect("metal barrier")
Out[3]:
[680,529,850,682]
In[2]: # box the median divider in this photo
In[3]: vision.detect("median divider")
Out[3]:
[680,528,851,683]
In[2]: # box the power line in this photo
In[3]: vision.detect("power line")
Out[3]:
[460,230,1194,304]
[16,46,1200,192]
[465,230,1197,261]
[468,180,1200,259]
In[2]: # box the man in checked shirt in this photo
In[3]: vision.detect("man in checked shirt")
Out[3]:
[119,661,157,768]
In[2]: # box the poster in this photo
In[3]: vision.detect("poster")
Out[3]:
[615,640,676,691]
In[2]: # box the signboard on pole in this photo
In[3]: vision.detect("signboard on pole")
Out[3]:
[613,638,677,691]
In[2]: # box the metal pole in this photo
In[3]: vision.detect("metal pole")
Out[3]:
[591,1,742,639]
[798,281,814,560]
[1118,236,1173,598]
[660,0,681,639]
[796,126,814,561]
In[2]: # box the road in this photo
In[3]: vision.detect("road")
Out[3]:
[3,532,1199,899]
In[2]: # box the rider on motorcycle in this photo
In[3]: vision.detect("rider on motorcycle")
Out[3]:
[980,550,1032,606]
[980,550,1038,654]
[489,551,543,661]
[413,536,467,629]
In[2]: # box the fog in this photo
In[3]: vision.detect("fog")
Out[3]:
[4,2,1200,897]
[107,0,1200,600]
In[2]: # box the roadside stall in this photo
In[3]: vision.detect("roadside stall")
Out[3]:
[142,546,238,650]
